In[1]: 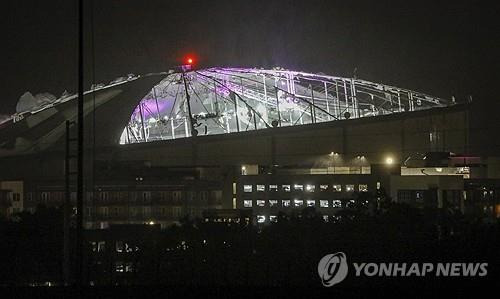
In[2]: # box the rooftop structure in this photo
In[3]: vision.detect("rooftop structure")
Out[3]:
[119,67,452,144]
[0,67,453,157]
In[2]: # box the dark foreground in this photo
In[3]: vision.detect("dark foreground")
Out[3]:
[1,203,498,289]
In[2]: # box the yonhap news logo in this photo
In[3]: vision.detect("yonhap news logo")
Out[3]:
[317,252,349,287]
[318,252,488,287]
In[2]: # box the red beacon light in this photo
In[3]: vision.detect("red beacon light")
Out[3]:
[181,55,196,71]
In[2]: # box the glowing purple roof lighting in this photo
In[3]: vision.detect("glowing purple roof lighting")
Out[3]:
[119,67,452,144]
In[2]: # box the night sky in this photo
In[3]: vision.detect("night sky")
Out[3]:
[1,0,498,117]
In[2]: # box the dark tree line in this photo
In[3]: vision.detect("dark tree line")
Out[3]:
[1,197,498,287]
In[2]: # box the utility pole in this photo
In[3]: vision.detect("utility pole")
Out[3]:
[63,120,76,285]
[76,0,84,287]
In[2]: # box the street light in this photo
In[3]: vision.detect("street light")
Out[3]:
[385,156,394,165]
[328,152,340,174]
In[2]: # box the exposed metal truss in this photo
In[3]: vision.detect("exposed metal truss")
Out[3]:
[120,67,452,144]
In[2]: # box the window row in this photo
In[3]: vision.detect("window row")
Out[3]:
[256,214,342,223]
[90,206,185,217]
[243,184,368,193]
[26,190,214,202]
[242,199,357,208]
[115,262,135,273]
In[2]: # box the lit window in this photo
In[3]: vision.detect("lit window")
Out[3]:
[243,185,253,193]
[256,200,265,207]
[347,199,355,208]
[346,185,355,192]
[332,185,342,192]
[243,200,252,208]
[332,200,342,208]
[257,215,266,223]
[269,215,277,223]
[376,182,381,190]
[307,200,316,207]
[282,200,291,207]
[320,200,329,208]
[90,241,98,252]
[95,241,105,252]
[359,184,368,192]
[306,185,315,192]
[116,241,125,253]
[320,185,329,191]
[256,185,265,192]
[322,215,329,222]
[269,185,278,192]
[415,191,424,203]
[125,263,134,272]
[282,185,291,192]
[294,199,304,207]
[115,262,124,273]
[294,184,304,191]
[114,262,133,273]
[269,200,278,207]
